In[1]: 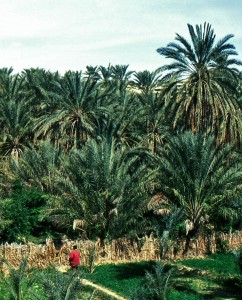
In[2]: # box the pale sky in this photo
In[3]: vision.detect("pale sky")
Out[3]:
[0,0,242,73]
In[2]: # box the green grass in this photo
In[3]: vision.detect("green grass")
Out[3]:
[85,261,155,297]
[1,253,241,299]
[85,253,242,299]
[178,253,240,275]
[167,289,204,300]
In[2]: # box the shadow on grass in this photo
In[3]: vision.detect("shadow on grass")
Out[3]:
[112,261,156,280]
[85,261,157,298]
[203,277,242,300]
[173,270,242,299]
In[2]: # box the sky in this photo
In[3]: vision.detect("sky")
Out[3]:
[0,0,242,74]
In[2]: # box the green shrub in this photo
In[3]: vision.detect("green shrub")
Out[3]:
[130,262,175,300]
[40,269,83,300]
[0,182,47,242]
[0,257,37,300]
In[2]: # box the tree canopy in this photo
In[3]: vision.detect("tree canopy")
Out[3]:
[0,22,241,244]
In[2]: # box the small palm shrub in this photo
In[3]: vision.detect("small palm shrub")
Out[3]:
[38,269,83,300]
[130,262,175,300]
[0,257,36,300]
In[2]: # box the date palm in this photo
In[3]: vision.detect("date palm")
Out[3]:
[135,90,171,153]
[35,71,107,149]
[22,68,61,116]
[12,140,62,194]
[98,92,140,149]
[96,64,132,95]
[131,68,162,94]
[55,138,149,243]
[0,99,33,159]
[111,64,133,98]
[157,22,242,142]
[0,71,33,159]
[40,270,83,300]
[152,131,242,254]
[0,68,24,103]
[1,257,36,300]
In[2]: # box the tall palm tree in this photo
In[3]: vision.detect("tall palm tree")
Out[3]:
[0,70,34,159]
[55,138,149,243]
[131,68,162,94]
[135,90,171,154]
[157,22,242,143]
[97,92,140,149]
[0,68,24,103]
[110,64,133,98]
[12,140,62,193]
[85,65,101,81]
[34,71,107,149]
[152,131,242,254]
[60,138,128,243]
[22,68,61,115]
[95,64,134,102]
[0,99,33,159]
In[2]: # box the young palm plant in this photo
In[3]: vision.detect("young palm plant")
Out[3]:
[1,257,36,300]
[130,262,175,300]
[37,270,83,300]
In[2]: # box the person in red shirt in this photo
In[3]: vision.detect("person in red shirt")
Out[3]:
[69,245,81,271]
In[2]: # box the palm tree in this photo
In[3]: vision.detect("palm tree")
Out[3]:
[54,138,149,244]
[98,64,113,92]
[135,90,171,154]
[131,68,162,94]
[40,270,83,300]
[157,22,242,143]
[110,64,133,98]
[34,71,107,149]
[11,140,62,194]
[0,68,24,103]
[97,92,140,149]
[59,138,128,243]
[152,131,242,254]
[85,65,101,81]
[130,263,175,300]
[0,69,34,159]
[1,257,36,300]
[0,99,34,159]
[22,68,61,116]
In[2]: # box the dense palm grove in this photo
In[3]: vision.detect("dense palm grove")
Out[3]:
[0,23,241,245]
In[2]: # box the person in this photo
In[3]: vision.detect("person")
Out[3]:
[69,245,81,272]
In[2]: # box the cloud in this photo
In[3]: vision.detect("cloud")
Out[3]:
[0,0,241,73]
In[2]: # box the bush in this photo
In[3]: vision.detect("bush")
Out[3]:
[0,257,37,300]
[41,269,83,300]
[0,182,47,242]
[130,262,175,300]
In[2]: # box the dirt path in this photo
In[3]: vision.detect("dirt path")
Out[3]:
[82,279,127,300]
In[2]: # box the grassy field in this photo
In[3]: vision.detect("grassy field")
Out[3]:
[84,253,242,299]
[0,252,241,299]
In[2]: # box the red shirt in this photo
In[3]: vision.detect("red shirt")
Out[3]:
[69,249,80,267]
